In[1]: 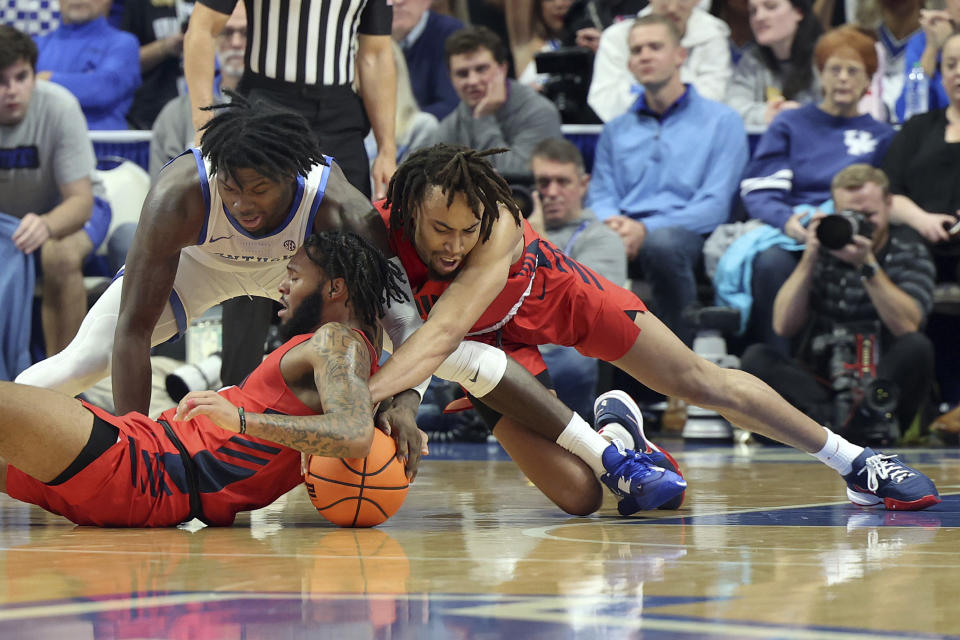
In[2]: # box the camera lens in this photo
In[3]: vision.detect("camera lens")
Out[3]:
[816,215,854,250]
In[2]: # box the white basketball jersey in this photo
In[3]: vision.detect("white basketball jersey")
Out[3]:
[181,148,332,274]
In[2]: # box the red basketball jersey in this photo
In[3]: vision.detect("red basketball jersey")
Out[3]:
[7,328,380,527]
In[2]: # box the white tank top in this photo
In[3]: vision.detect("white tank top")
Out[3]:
[180,148,332,273]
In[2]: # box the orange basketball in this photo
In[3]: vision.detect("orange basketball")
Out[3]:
[304,429,410,527]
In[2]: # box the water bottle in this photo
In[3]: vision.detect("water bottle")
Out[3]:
[904,62,929,121]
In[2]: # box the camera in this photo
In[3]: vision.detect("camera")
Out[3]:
[811,323,900,446]
[815,209,876,250]
[534,47,601,125]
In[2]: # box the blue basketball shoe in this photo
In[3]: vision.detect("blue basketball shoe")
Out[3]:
[843,448,941,511]
[595,390,686,509]
[600,440,687,514]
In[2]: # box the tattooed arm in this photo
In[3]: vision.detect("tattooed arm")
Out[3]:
[175,323,376,458]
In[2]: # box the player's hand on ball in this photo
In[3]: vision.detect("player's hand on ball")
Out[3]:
[375,399,428,482]
[175,390,241,432]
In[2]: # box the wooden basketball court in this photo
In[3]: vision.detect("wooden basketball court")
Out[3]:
[0,439,956,639]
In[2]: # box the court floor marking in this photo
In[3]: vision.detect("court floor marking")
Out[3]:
[0,592,942,640]
[521,525,958,557]
[4,544,959,575]
[443,598,938,640]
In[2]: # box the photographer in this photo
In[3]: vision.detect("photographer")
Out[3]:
[740,165,936,446]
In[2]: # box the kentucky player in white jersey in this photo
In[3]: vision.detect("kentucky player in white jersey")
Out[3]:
[16,96,415,425]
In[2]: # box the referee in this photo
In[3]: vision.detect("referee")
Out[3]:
[183,0,397,386]
[183,0,397,198]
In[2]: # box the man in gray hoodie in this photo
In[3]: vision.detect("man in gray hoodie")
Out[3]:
[425,26,562,182]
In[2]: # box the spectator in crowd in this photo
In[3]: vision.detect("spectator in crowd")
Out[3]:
[0,26,111,359]
[588,0,732,122]
[122,0,187,129]
[885,32,960,280]
[427,26,562,181]
[149,1,245,178]
[894,0,960,121]
[34,0,141,130]
[872,0,922,123]
[740,165,935,446]
[723,0,823,131]
[587,15,747,349]
[560,0,647,52]
[364,42,439,179]
[506,0,573,87]
[712,0,753,65]
[527,137,627,419]
[728,26,894,354]
[392,0,463,120]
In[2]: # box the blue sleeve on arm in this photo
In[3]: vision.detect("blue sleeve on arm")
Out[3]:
[584,129,622,221]
[739,115,795,230]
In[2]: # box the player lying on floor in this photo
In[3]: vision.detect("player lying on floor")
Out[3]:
[0,232,419,527]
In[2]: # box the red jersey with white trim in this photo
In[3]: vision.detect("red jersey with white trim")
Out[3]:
[376,200,647,375]
[6,328,379,527]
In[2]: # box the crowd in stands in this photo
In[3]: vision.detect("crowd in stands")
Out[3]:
[3,0,960,449]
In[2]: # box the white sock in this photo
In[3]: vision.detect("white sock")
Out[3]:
[597,423,636,450]
[811,427,864,476]
[555,413,611,477]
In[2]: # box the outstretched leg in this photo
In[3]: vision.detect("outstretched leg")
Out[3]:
[612,312,939,510]
[613,311,826,452]
[0,382,93,486]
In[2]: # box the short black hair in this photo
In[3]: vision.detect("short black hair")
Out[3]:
[303,231,407,330]
[385,143,522,244]
[444,26,509,67]
[199,92,327,185]
[0,25,37,72]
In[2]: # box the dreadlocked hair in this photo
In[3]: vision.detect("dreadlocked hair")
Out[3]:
[303,231,407,329]
[385,144,522,243]
[199,91,327,184]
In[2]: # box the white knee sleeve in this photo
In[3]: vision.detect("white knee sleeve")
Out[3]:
[434,341,507,398]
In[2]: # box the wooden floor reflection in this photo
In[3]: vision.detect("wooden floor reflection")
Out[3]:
[1,441,958,639]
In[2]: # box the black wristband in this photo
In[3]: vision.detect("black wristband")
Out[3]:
[238,407,246,435]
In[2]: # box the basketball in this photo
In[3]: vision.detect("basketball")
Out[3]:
[304,429,410,527]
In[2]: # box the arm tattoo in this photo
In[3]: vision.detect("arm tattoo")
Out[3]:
[245,325,375,457]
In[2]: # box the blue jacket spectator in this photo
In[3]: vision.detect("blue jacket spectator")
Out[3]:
[393,0,462,120]
[35,5,141,130]
[588,85,748,233]
[586,15,747,350]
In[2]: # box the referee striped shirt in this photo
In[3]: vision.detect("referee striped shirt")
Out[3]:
[198,0,392,87]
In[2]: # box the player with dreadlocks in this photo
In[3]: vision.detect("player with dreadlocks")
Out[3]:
[368,143,940,514]
[0,231,423,527]
[15,93,435,478]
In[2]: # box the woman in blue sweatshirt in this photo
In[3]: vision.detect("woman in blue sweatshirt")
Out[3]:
[737,26,895,352]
